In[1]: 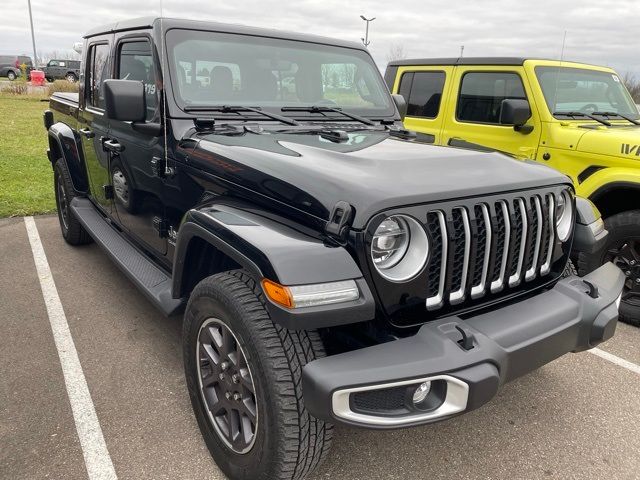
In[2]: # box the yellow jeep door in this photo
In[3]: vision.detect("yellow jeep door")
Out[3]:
[442,66,541,159]
[392,66,454,144]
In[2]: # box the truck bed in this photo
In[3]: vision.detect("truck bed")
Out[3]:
[50,92,79,126]
[51,92,79,105]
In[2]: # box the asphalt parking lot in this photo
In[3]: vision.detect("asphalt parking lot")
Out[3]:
[1,215,639,480]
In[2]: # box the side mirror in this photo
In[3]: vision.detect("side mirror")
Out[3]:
[392,94,407,121]
[104,79,146,122]
[500,99,531,130]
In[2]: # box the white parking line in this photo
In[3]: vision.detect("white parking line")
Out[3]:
[589,348,640,376]
[24,217,117,480]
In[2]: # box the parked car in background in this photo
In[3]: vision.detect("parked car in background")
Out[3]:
[0,55,34,80]
[43,59,81,82]
[385,57,640,326]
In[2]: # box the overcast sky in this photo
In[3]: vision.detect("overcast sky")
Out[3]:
[1,0,638,77]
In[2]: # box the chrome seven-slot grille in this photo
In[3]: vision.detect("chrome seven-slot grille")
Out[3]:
[424,191,558,311]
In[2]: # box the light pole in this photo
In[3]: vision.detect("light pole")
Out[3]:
[27,0,38,67]
[360,15,376,47]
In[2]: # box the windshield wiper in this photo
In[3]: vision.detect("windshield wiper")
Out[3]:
[184,105,299,126]
[553,111,611,126]
[591,111,640,125]
[281,105,375,126]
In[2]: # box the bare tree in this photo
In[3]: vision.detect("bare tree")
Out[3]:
[622,72,640,104]
[386,43,407,63]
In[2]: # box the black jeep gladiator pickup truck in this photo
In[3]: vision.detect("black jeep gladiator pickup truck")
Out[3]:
[44,17,624,480]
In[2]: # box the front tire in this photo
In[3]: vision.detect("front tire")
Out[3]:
[183,270,333,480]
[578,210,640,326]
[7,70,16,81]
[54,159,92,246]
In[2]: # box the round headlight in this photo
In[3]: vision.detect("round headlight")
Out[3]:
[555,190,574,242]
[371,216,410,269]
[371,215,429,282]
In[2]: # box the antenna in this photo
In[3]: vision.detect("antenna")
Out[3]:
[459,45,464,58]
[551,30,567,114]
[159,0,170,176]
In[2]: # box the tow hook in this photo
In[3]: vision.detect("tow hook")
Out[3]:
[455,325,475,351]
[583,280,600,299]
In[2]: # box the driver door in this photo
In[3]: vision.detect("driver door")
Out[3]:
[108,35,166,255]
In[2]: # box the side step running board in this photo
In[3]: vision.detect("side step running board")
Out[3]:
[70,197,184,316]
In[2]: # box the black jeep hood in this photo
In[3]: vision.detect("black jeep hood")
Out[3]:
[186,130,569,229]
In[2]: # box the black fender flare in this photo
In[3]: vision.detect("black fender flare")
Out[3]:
[572,196,608,256]
[172,205,375,330]
[48,122,88,194]
[589,181,640,218]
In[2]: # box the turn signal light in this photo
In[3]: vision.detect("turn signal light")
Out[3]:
[262,279,294,308]
[262,278,360,309]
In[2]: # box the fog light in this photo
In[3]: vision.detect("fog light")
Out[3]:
[412,381,431,404]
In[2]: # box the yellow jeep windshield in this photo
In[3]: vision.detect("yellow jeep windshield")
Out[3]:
[535,66,639,120]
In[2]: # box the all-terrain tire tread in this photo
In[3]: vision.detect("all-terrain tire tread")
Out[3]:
[187,270,333,480]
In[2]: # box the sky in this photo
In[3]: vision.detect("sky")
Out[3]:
[1,0,639,78]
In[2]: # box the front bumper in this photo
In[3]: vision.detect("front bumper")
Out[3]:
[302,262,624,428]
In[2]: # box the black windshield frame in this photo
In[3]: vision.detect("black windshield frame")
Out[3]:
[165,28,395,120]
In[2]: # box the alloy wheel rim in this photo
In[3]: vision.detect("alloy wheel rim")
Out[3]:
[57,178,69,230]
[196,318,258,454]
[606,239,640,306]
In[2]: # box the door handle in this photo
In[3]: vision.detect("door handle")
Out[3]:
[102,139,124,153]
[79,127,94,139]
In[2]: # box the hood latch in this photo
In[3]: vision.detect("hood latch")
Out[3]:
[325,201,354,241]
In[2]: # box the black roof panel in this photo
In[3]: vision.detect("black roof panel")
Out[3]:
[84,17,365,50]
[388,57,538,67]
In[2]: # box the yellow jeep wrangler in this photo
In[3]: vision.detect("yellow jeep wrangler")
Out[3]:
[385,57,640,326]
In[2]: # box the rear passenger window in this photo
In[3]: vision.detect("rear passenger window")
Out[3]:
[457,72,526,124]
[86,43,110,110]
[117,40,158,121]
[399,71,445,118]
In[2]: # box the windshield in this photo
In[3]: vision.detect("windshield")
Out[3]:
[536,66,639,119]
[166,28,394,118]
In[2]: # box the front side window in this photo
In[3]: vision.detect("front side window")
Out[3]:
[166,29,394,117]
[535,66,639,119]
[49,60,59,67]
[86,43,110,109]
[398,71,445,118]
[117,40,158,120]
[457,72,526,124]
